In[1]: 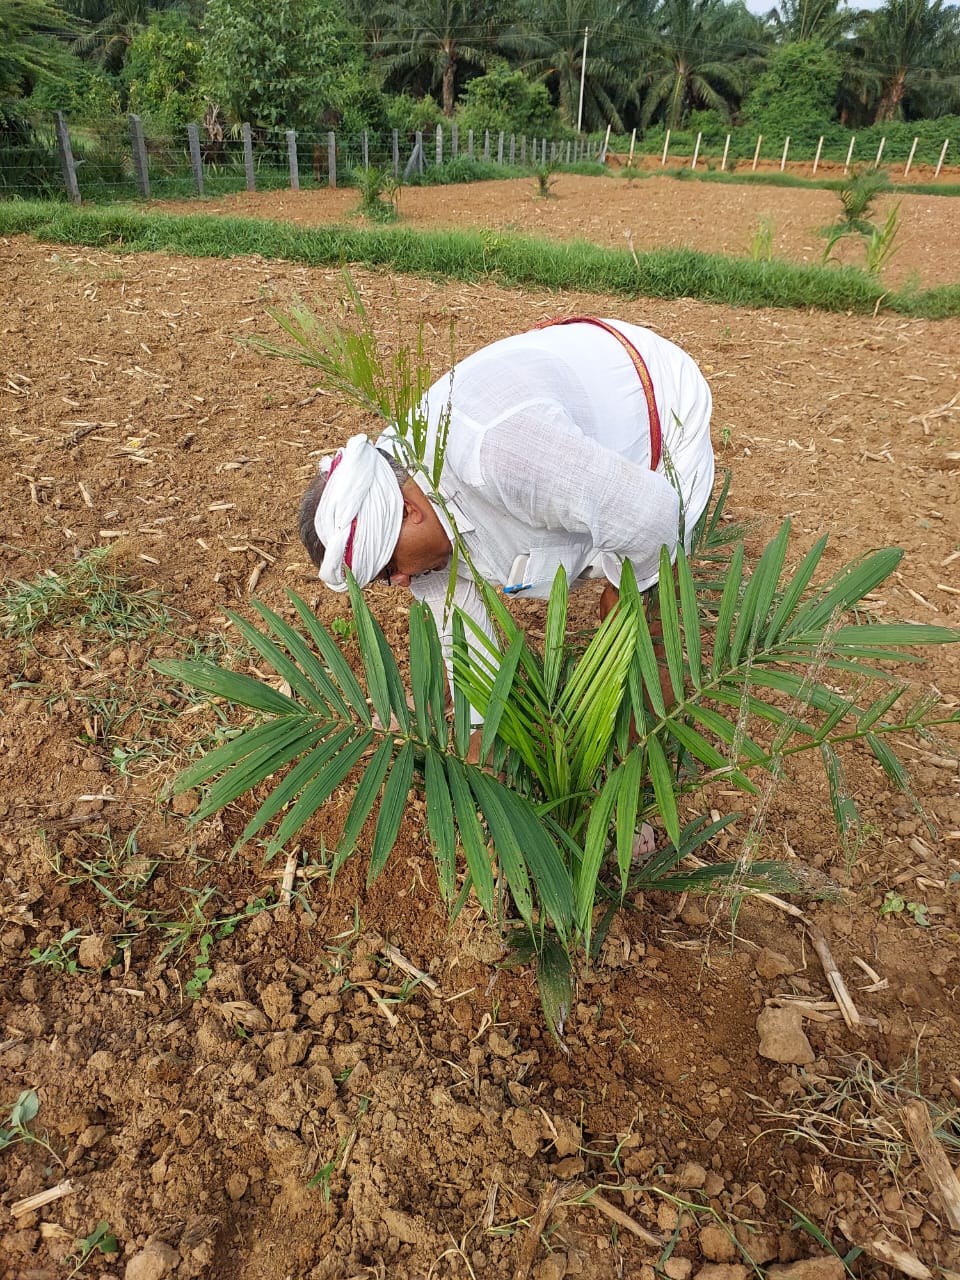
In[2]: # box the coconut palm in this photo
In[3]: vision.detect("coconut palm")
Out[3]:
[639,0,762,129]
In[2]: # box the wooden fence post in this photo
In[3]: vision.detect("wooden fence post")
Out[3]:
[392,129,399,177]
[467,129,474,158]
[541,137,547,163]
[812,136,824,175]
[565,140,571,163]
[520,135,527,164]
[934,138,949,177]
[242,123,256,191]
[452,124,459,158]
[844,135,855,174]
[326,131,337,188]
[691,131,702,170]
[436,124,443,166]
[483,130,490,161]
[362,131,369,170]
[497,131,504,164]
[129,114,150,198]
[509,134,516,165]
[661,129,670,166]
[54,112,81,204]
[721,133,730,171]
[286,130,300,189]
[904,136,918,177]
[751,134,762,171]
[187,122,204,195]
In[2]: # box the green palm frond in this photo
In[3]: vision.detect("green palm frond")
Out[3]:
[159,494,959,1048]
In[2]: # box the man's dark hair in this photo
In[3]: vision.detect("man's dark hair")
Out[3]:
[298,448,409,570]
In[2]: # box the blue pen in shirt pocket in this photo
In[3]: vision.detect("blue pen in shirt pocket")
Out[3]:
[503,552,532,596]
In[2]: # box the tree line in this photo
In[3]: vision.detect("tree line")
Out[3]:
[3,0,959,154]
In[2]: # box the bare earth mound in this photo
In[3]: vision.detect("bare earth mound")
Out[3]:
[1,173,959,1279]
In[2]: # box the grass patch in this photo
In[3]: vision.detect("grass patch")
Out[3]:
[2,198,958,316]
[0,545,172,640]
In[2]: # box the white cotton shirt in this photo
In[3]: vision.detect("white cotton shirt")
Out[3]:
[397,320,714,665]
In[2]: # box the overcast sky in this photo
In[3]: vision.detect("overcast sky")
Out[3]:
[741,0,885,12]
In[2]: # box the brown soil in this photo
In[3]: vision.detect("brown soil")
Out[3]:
[1,174,959,1280]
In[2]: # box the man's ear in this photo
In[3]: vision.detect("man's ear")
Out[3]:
[402,487,425,524]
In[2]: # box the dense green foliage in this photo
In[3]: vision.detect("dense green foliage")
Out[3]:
[4,0,960,153]
[202,0,370,132]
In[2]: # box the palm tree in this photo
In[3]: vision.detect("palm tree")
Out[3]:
[65,0,180,72]
[639,0,761,129]
[762,0,852,44]
[1,0,77,100]
[500,0,646,132]
[853,0,960,122]
[369,0,499,116]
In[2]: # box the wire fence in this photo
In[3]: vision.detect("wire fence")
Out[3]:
[0,112,955,204]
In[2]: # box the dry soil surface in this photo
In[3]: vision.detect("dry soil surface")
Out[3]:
[1,173,959,1280]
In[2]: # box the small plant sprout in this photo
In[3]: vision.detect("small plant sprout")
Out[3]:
[748,217,774,262]
[0,1088,64,1168]
[533,162,559,198]
[355,166,400,223]
[66,1222,119,1278]
[29,928,83,974]
[879,890,930,926]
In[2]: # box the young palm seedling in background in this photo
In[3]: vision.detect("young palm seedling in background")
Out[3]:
[157,290,960,1043]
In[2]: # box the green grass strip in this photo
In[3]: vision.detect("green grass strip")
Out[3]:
[2,199,958,317]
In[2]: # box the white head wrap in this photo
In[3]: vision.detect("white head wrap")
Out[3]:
[314,434,404,592]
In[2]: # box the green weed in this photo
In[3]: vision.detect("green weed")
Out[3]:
[0,1088,64,1168]
[29,928,83,974]
[65,1222,119,1277]
[748,217,774,262]
[879,890,930,926]
[0,546,171,641]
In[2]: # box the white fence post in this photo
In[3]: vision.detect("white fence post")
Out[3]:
[813,136,824,175]
[628,128,636,167]
[844,135,855,174]
[904,136,918,177]
[691,131,702,170]
[752,134,763,171]
[875,136,886,166]
[661,129,670,166]
[721,133,730,171]
[780,136,790,171]
[935,138,950,177]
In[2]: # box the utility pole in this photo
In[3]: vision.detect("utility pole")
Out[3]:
[577,26,589,134]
